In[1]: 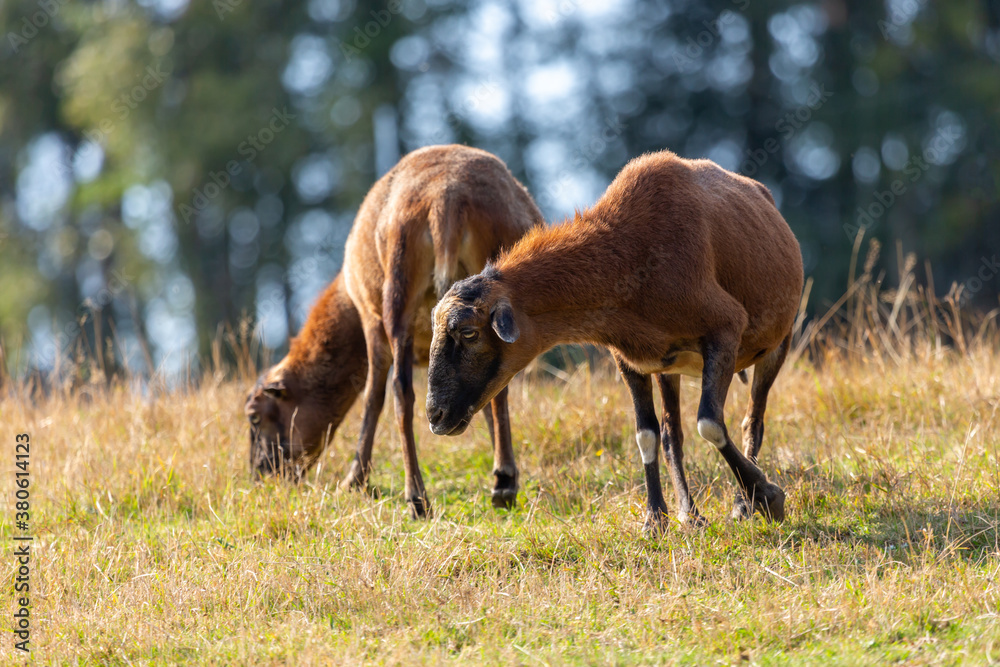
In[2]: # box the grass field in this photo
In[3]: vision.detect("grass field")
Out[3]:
[3,267,1000,664]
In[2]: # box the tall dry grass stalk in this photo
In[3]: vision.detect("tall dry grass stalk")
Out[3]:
[790,237,1000,370]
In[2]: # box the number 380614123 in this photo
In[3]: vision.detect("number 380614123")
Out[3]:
[15,434,29,519]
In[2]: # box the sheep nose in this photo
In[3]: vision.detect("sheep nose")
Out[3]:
[427,406,445,426]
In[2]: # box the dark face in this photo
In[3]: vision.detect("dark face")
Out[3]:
[426,278,521,436]
[245,369,319,481]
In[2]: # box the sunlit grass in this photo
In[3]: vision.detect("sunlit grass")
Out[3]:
[3,249,999,663]
[2,336,999,664]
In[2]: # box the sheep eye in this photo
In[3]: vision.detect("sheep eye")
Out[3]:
[461,329,479,341]
[249,413,261,425]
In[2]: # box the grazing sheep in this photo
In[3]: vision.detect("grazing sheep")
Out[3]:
[426,150,803,531]
[246,145,544,517]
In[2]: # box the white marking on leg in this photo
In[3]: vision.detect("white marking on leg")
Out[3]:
[697,419,727,449]
[636,429,658,465]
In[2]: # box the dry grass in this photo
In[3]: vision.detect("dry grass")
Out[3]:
[3,251,1000,664]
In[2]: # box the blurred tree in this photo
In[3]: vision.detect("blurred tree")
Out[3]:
[1,0,413,377]
[1,0,998,379]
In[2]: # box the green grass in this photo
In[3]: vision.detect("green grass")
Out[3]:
[2,346,999,664]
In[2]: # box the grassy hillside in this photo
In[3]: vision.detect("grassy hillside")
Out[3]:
[1,342,997,664]
[3,258,1000,664]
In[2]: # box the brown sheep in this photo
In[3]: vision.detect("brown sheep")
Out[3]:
[246,145,544,517]
[426,150,803,531]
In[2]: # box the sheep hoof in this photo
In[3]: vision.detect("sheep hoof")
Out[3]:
[643,510,670,537]
[338,469,367,493]
[339,465,382,498]
[677,509,708,528]
[491,488,517,509]
[491,469,518,509]
[732,490,753,521]
[733,483,785,522]
[408,494,432,520]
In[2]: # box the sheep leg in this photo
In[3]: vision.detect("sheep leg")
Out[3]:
[656,374,704,526]
[734,333,790,520]
[389,333,431,519]
[696,335,785,522]
[615,355,670,534]
[488,386,518,509]
[340,326,391,493]
[481,405,494,448]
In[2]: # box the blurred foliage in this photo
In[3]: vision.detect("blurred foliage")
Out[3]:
[0,0,998,377]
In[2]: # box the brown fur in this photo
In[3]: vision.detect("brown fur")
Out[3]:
[246,145,543,515]
[245,274,367,478]
[427,150,803,528]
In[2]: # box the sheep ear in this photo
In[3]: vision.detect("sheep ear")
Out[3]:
[490,299,520,344]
